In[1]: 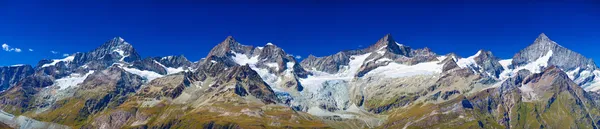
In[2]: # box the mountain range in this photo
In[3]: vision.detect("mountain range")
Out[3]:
[0,33,599,129]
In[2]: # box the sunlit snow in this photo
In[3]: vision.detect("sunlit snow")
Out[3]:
[122,67,163,82]
[499,50,553,80]
[41,55,75,68]
[52,70,95,90]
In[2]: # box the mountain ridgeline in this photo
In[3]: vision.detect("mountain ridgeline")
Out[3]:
[0,33,599,129]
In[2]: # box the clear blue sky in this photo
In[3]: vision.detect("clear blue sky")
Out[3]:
[1,1,599,66]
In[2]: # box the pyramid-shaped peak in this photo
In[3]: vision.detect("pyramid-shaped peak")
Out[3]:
[104,36,131,48]
[222,36,236,44]
[535,33,550,42]
[377,33,396,46]
[114,36,125,42]
[532,33,561,47]
[225,35,235,40]
[366,34,399,50]
[538,33,548,38]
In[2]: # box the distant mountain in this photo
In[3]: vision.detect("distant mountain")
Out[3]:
[0,33,598,129]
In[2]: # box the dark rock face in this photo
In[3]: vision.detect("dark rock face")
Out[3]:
[130,55,193,75]
[139,72,201,99]
[131,58,168,75]
[79,66,144,93]
[473,50,505,78]
[0,65,34,91]
[301,52,355,74]
[441,57,459,73]
[156,55,192,68]
[74,66,144,119]
[0,74,54,114]
[219,65,278,104]
[363,34,411,56]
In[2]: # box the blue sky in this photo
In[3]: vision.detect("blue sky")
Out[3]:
[1,1,599,66]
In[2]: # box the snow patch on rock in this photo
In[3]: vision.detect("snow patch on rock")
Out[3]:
[231,51,259,65]
[41,55,75,68]
[500,50,553,80]
[365,61,442,78]
[122,67,163,82]
[53,71,95,90]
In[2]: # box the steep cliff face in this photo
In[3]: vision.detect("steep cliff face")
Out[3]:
[0,65,34,91]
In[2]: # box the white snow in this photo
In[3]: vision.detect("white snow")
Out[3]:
[113,49,128,61]
[365,61,442,78]
[499,59,513,70]
[153,60,185,74]
[395,42,404,47]
[376,45,387,55]
[265,63,279,71]
[455,51,481,73]
[266,42,274,46]
[499,50,553,80]
[10,64,24,67]
[41,55,75,68]
[122,67,163,82]
[375,58,392,63]
[579,70,600,91]
[231,51,259,65]
[343,53,372,77]
[436,56,447,61]
[566,67,581,79]
[53,71,95,90]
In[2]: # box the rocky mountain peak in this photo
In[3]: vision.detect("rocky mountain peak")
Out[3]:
[534,33,551,44]
[512,33,597,71]
[364,34,411,56]
[206,36,247,57]
[88,37,141,63]
[471,49,504,78]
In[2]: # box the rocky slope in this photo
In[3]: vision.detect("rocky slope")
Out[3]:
[0,33,599,129]
[0,65,34,91]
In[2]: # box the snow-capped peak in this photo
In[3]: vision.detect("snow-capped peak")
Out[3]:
[266,42,274,46]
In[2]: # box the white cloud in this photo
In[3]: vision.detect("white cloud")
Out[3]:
[51,51,58,54]
[28,49,34,51]
[2,43,22,52]
[1,44,9,51]
[63,54,70,57]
